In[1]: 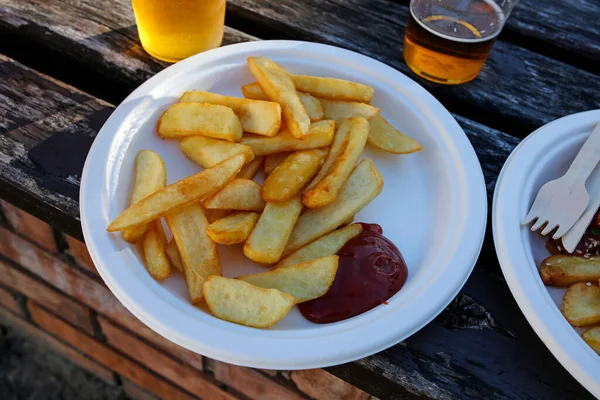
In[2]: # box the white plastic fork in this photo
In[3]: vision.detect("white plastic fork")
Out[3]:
[523,122,600,239]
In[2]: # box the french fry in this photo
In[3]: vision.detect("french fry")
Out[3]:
[165,239,183,272]
[203,275,296,328]
[180,136,254,169]
[541,255,600,287]
[206,212,260,245]
[242,83,324,122]
[284,159,383,256]
[203,179,265,212]
[320,99,380,125]
[205,209,231,224]
[122,150,167,243]
[244,196,303,264]
[142,220,171,280]
[165,204,220,303]
[303,118,369,208]
[368,115,422,154]
[262,150,323,202]
[180,91,281,137]
[247,57,310,139]
[157,102,243,142]
[290,74,374,103]
[562,282,600,327]
[238,255,338,303]
[241,120,335,156]
[264,152,291,177]
[237,156,264,180]
[582,326,600,355]
[107,154,245,232]
[276,224,363,268]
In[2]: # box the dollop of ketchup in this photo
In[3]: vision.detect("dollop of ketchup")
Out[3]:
[298,223,408,323]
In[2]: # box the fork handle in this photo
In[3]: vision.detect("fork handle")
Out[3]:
[564,123,600,185]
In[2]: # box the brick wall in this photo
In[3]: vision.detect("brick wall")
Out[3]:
[0,200,376,400]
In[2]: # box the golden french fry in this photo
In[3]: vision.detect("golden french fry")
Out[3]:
[582,326,600,355]
[244,196,303,264]
[320,99,380,125]
[291,74,374,103]
[247,57,310,139]
[122,151,167,243]
[206,212,260,245]
[264,152,291,177]
[142,220,171,280]
[165,203,220,303]
[242,83,324,122]
[368,115,422,154]
[284,159,383,256]
[241,120,335,156]
[262,150,323,202]
[276,224,363,268]
[203,178,265,212]
[303,118,369,208]
[238,255,339,303]
[541,255,600,287]
[180,136,254,169]
[562,282,600,327]
[107,154,245,232]
[340,215,355,227]
[237,156,264,180]
[157,102,243,142]
[180,91,281,137]
[165,239,183,272]
[203,275,296,328]
[205,209,231,224]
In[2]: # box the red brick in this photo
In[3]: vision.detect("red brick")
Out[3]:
[98,317,234,400]
[27,302,198,400]
[291,369,374,400]
[64,235,98,274]
[1,200,57,252]
[215,362,303,400]
[0,306,115,385]
[0,285,22,315]
[122,379,160,400]
[0,259,94,333]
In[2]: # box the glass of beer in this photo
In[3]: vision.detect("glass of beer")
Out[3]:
[404,0,518,84]
[132,0,226,63]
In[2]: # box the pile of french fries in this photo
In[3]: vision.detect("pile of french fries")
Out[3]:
[107,56,422,328]
[540,254,600,354]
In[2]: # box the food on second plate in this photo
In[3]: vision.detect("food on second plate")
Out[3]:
[275,223,363,269]
[540,255,600,287]
[284,159,384,256]
[142,220,171,280]
[320,99,380,125]
[206,211,260,245]
[244,196,303,264]
[203,275,296,328]
[238,255,339,303]
[290,74,375,103]
[203,178,265,212]
[157,102,243,142]
[165,203,220,303]
[562,282,600,327]
[180,136,254,169]
[165,239,183,272]
[179,90,281,136]
[241,119,335,156]
[107,154,245,231]
[299,224,408,323]
[242,82,324,122]
[262,150,323,202]
[121,150,167,243]
[368,115,423,154]
[303,118,369,208]
[582,326,600,355]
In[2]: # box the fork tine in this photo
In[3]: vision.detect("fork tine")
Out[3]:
[530,218,547,232]
[523,208,540,225]
[541,222,558,236]
[552,224,572,240]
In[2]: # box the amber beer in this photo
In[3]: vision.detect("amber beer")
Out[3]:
[132,0,226,63]
[404,0,509,84]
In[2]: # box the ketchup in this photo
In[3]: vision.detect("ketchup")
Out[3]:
[298,223,408,324]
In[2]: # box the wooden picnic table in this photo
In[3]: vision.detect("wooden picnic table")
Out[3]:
[1,0,599,398]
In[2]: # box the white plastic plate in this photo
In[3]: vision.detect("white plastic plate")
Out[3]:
[493,110,600,397]
[80,40,487,369]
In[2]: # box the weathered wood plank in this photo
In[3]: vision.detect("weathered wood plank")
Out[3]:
[0,55,594,399]
[225,0,600,136]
